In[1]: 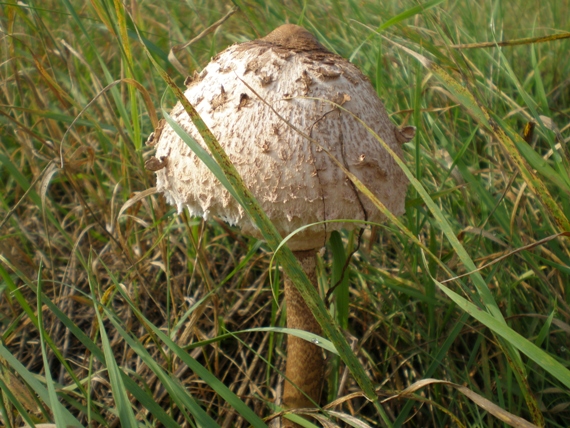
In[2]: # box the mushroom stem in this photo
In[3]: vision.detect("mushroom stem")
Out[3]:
[283,249,324,421]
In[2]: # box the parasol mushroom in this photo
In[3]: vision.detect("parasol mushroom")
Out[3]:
[147,24,414,425]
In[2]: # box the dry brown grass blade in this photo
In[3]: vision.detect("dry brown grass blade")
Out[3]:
[458,225,508,247]
[0,161,54,232]
[382,378,539,428]
[0,370,39,414]
[32,55,74,108]
[116,187,158,223]
[167,7,238,76]
[451,32,570,49]
[441,231,570,284]
[326,410,374,427]
[17,425,57,428]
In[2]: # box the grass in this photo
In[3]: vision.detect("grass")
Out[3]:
[1,0,570,426]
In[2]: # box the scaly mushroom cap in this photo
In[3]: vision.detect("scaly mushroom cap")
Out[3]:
[153,24,409,251]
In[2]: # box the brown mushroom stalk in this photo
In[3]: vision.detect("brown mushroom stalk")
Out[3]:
[283,250,323,412]
[148,23,414,425]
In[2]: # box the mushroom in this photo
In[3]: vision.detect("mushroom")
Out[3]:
[148,24,414,425]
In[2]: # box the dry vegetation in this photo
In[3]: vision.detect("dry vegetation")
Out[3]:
[1,0,570,427]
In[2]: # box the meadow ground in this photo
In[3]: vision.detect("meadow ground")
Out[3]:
[1,0,570,426]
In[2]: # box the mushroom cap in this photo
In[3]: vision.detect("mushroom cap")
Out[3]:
[153,24,409,251]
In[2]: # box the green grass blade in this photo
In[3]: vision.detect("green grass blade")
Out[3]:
[162,109,244,206]
[329,231,349,329]
[390,41,570,232]
[0,343,83,427]
[93,307,140,426]
[113,0,141,149]
[59,0,133,138]
[0,261,97,419]
[493,114,570,194]
[534,309,555,349]
[0,263,39,330]
[100,304,219,426]
[393,312,471,427]
[178,326,333,354]
[0,376,36,428]
[349,0,446,61]
[35,290,180,427]
[431,266,570,390]
[107,280,268,428]
[377,0,447,32]
[36,263,74,427]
